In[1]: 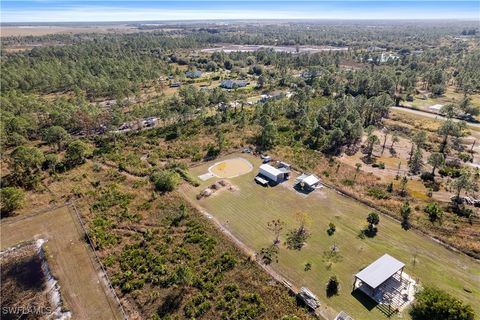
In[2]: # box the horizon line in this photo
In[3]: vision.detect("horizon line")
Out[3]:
[2,18,479,24]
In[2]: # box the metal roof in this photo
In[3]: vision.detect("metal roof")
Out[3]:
[259,164,283,176]
[303,175,320,186]
[355,254,405,289]
[295,174,320,187]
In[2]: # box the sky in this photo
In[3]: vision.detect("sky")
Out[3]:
[1,1,479,23]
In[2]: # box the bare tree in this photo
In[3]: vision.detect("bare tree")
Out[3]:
[267,219,285,245]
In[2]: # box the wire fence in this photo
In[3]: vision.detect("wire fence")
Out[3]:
[69,202,129,320]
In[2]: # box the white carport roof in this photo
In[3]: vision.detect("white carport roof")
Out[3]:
[355,254,405,289]
[303,175,320,186]
[296,174,320,186]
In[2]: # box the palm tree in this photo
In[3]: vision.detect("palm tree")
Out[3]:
[353,163,362,182]
[427,152,445,176]
[452,171,472,200]
[365,134,380,161]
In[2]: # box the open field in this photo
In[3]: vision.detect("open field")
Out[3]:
[0,205,123,320]
[180,153,480,319]
[0,24,138,37]
[404,88,480,111]
[201,44,349,54]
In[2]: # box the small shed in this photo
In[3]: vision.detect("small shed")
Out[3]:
[295,174,321,190]
[258,164,284,183]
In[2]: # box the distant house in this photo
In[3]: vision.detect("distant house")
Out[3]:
[185,70,202,79]
[220,80,249,89]
[260,91,283,102]
[380,53,399,63]
[368,46,387,52]
[217,101,241,111]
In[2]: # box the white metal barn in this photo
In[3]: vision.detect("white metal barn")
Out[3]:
[258,164,285,183]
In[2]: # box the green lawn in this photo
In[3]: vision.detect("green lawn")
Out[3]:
[182,154,480,319]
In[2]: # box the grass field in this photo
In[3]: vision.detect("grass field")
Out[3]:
[0,206,123,320]
[181,153,480,319]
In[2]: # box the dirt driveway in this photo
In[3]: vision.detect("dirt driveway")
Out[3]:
[0,205,123,320]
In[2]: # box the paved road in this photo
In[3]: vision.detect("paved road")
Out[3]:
[391,106,480,129]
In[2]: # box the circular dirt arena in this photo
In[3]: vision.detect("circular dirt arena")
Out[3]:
[208,158,253,178]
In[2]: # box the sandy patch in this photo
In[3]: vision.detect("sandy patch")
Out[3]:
[208,157,253,178]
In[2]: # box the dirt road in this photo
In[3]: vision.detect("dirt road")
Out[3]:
[1,205,124,320]
[392,106,480,129]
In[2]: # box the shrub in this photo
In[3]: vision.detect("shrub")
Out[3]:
[367,212,379,225]
[341,179,354,186]
[215,253,237,272]
[420,171,435,182]
[458,152,473,163]
[151,170,180,192]
[363,212,380,237]
[372,162,385,169]
[367,187,390,200]
[424,202,443,223]
[206,144,220,158]
[327,222,336,236]
[184,294,211,318]
[438,166,462,178]
[259,245,278,265]
[285,228,310,250]
[0,187,25,215]
[65,140,92,166]
[410,286,475,320]
[304,262,312,271]
[386,182,394,193]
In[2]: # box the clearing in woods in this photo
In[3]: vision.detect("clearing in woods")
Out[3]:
[208,157,253,178]
[0,205,123,320]
[181,153,480,319]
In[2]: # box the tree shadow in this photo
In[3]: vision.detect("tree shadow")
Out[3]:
[401,220,411,230]
[156,289,185,317]
[362,226,378,238]
[351,289,399,318]
[293,184,314,195]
